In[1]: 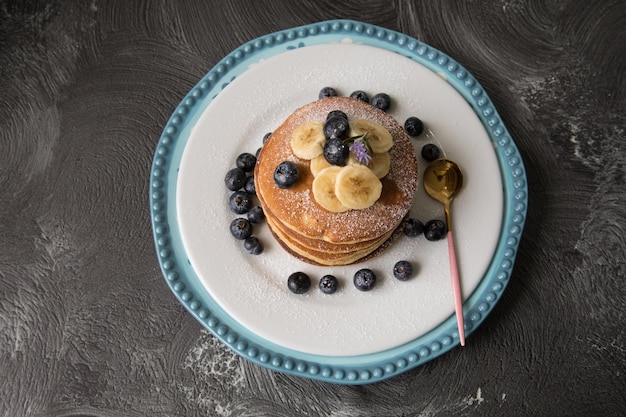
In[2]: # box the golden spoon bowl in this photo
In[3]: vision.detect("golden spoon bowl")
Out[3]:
[423,158,464,231]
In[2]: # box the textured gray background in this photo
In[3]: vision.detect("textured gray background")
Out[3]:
[1,0,625,416]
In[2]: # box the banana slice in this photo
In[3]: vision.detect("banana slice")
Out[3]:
[335,165,383,210]
[349,119,394,153]
[310,154,332,177]
[347,151,391,179]
[291,121,326,160]
[312,166,350,212]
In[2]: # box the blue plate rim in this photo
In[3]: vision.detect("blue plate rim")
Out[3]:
[149,19,528,384]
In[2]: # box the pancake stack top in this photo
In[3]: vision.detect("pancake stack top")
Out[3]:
[255,96,419,266]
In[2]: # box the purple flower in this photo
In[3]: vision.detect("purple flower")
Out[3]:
[349,139,372,165]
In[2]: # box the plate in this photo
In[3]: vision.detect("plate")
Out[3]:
[150,20,528,384]
[179,44,501,356]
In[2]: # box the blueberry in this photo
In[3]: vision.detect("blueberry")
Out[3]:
[323,138,349,166]
[319,275,338,294]
[403,218,424,237]
[228,191,253,214]
[236,152,257,172]
[393,260,414,281]
[326,110,348,121]
[274,161,299,188]
[247,206,265,224]
[244,175,256,195]
[288,272,311,294]
[424,219,447,241]
[404,116,424,137]
[243,236,264,255]
[421,144,440,161]
[371,93,391,111]
[319,87,338,99]
[350,90,369,103]
[354,268,377,291]
[255,147,262,158]
[323,116,350,140]
[224,167,247,191]
[262,131,272,143]
[230,218,253,240]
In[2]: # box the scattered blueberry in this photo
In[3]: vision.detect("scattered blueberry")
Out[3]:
[244,175,256,195]
[319,87,338,99]
[224,167,247,191]
[404,116,424,137]
[236,152,257,172]
[424,219,447,241]
[326,110,348,121]
[319,275,338,294]
[350,90,369,103]
[262,132,272,143]
[323,138,349,165]
[421,143,441,161]
[247,206,265,224]
[230,218,253,240]
[403,218,424,237]
[255,147,262,158]
[243,236,264,255]
[228,190,253,214]
[323,116,350,140]
[274,161,299,188]
[393,260,414,281]
[371,93,391,111]
[288,272,311,294]
[354,268,377,291]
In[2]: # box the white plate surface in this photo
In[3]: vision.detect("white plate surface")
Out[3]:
[177,43,502,356]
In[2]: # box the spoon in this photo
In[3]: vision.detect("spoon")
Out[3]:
[423,158,466,346]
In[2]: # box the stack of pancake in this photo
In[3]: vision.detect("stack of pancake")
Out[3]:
[254,96,419,266]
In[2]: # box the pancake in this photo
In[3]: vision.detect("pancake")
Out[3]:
[266,215,399,266]
[254,96,419,265]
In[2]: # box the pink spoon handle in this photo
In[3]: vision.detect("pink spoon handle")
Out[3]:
[447,231,465,346]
